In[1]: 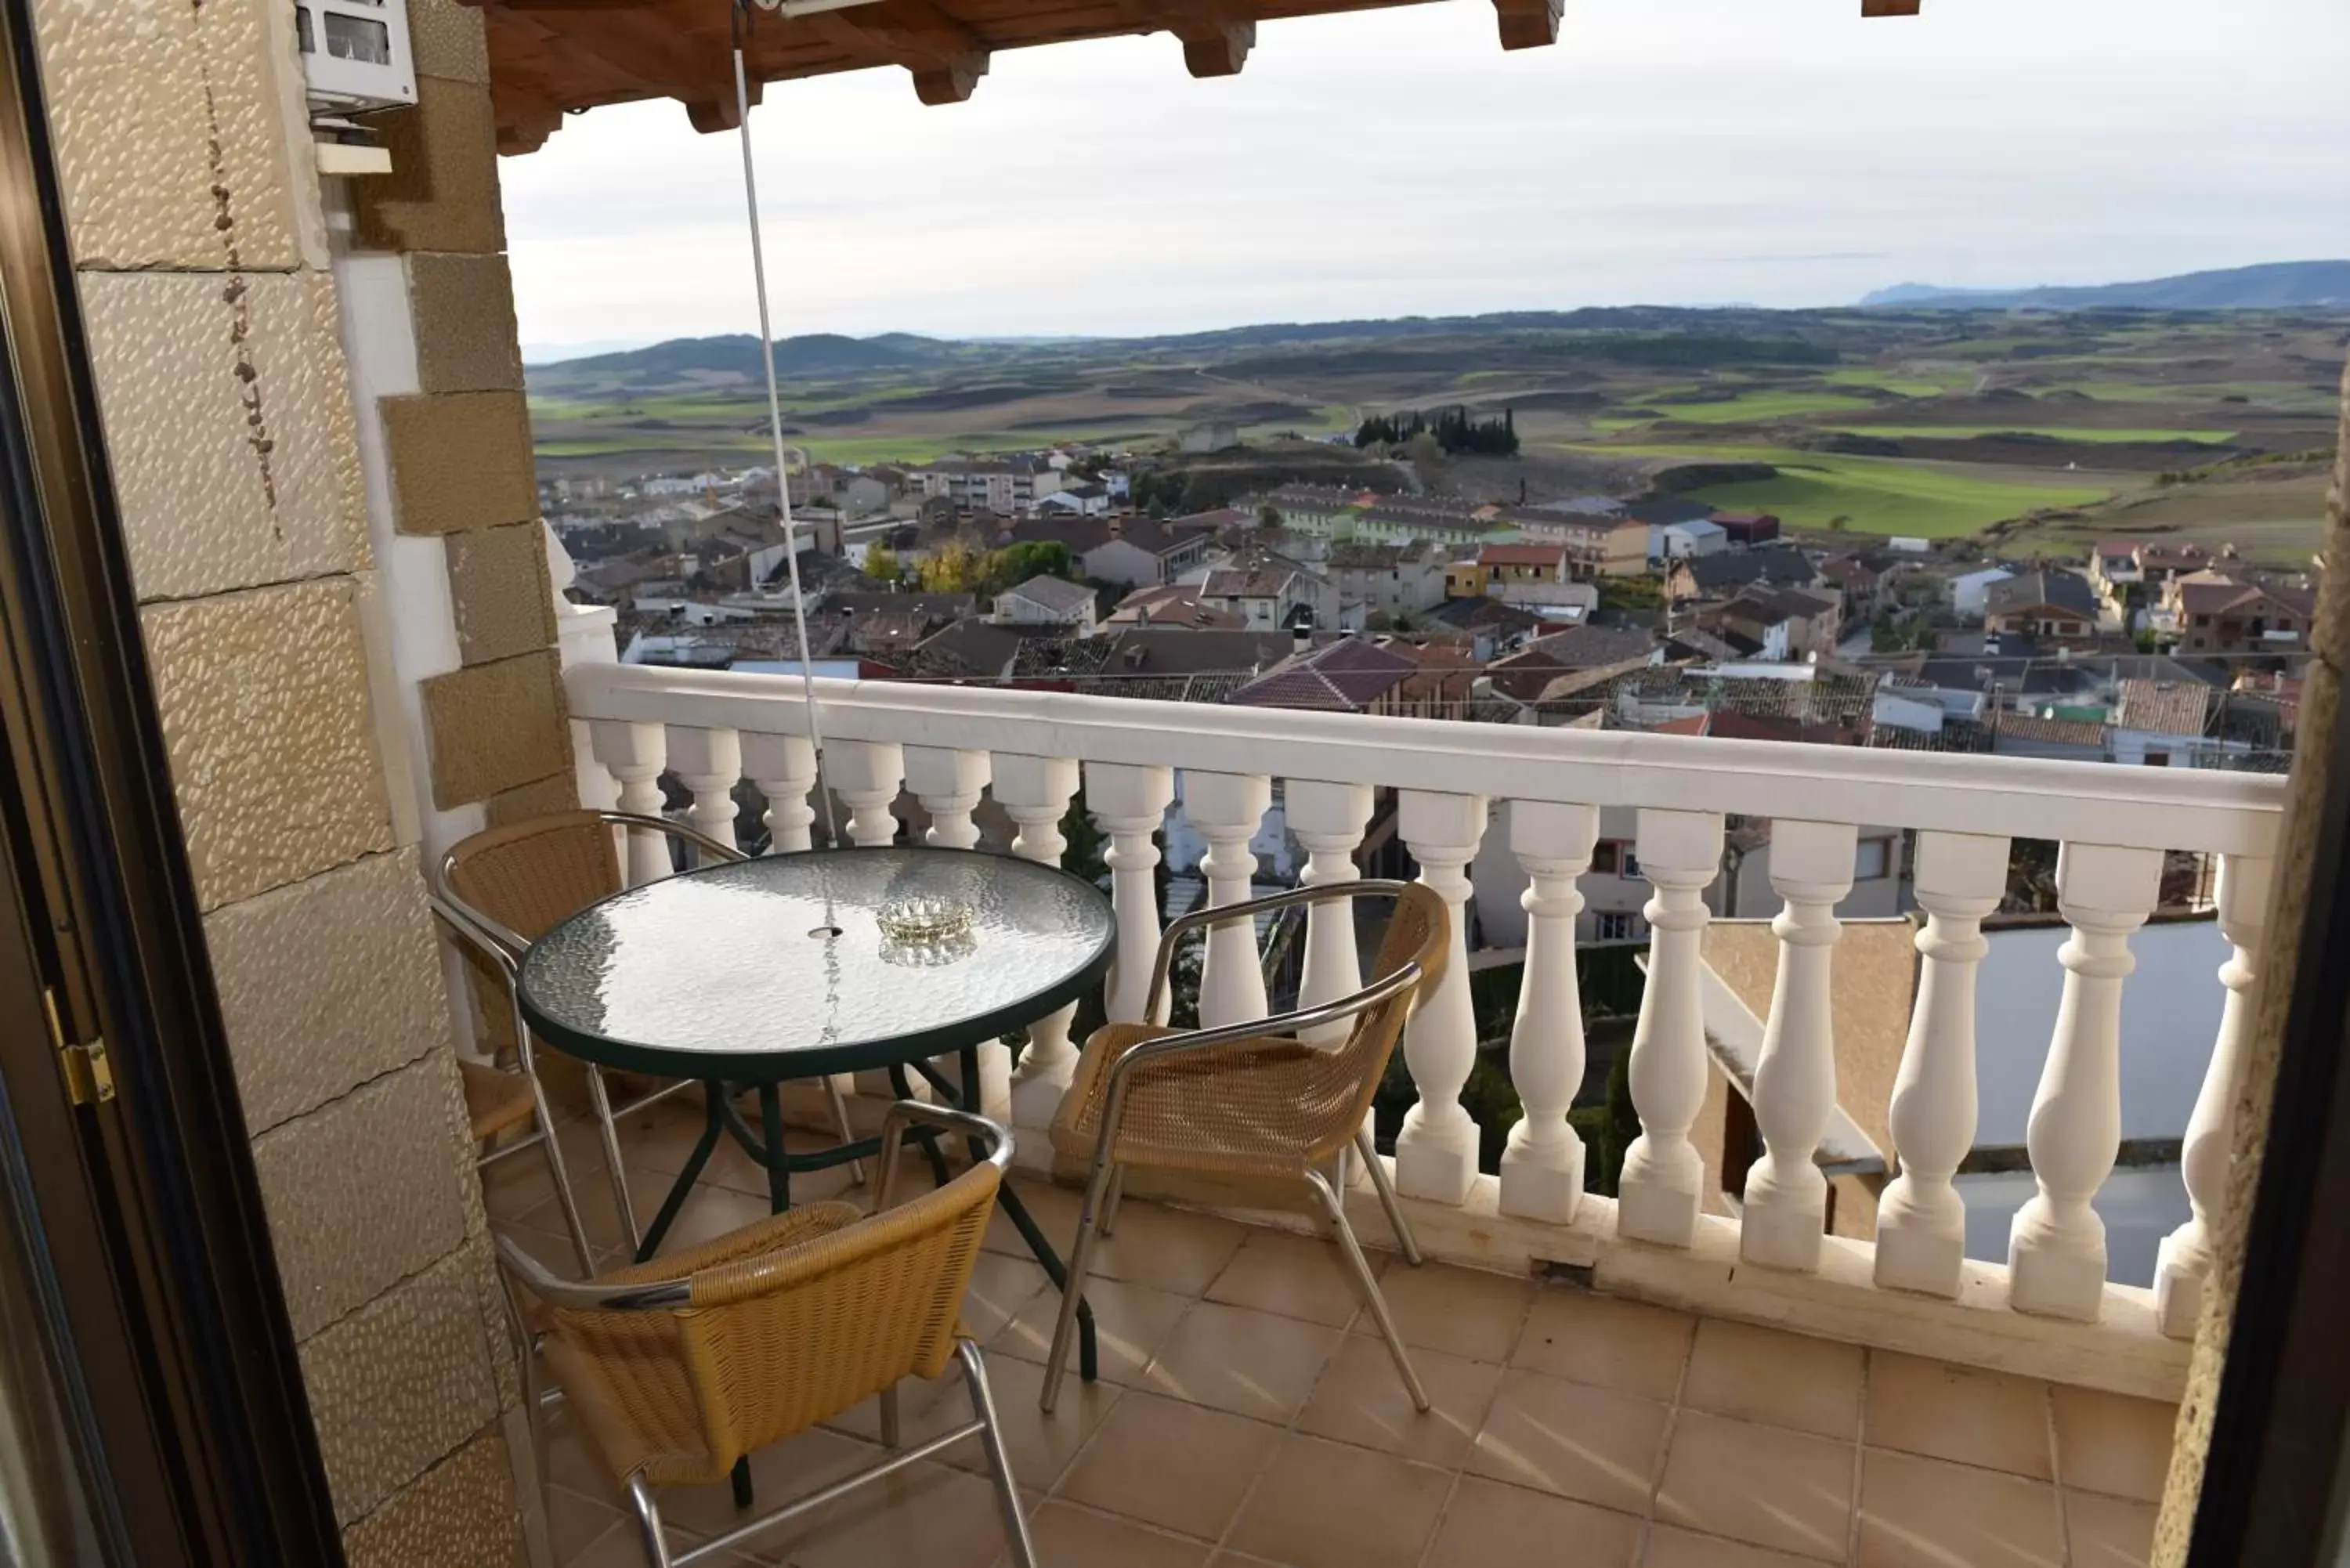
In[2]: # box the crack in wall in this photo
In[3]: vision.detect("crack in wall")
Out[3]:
[192,1,283,533]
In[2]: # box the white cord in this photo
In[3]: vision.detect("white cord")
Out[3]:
[733,10,840,847]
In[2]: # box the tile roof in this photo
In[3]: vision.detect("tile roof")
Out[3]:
[1677,546,1817,594]
[1993,712,2110,748]
[1985,569,2099,618]
[1228,636,1419,711]
[2113,678,2213,737]
[1479,543,1568,569]
[1106,584,1244,630]
[1000,573,1096,613]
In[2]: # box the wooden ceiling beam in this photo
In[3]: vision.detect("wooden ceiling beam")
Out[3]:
[799,2,993,104]
[1492,0,1560,50]
[1861,0,1922,12]
[1173,15,1253,75]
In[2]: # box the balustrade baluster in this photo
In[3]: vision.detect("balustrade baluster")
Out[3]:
[1618,808,1725,1247]
[1499,801,1597,1224]
[2155,851,2271,1337]
[2008,843,2163,1320]
[906,746,990,849]
[997,754,1084,1129]
[666,727,743,857]
[830,740,905,847]
[1394,790,1488,1205]
[1741,820,1856,1272]
[1086,762,1176,1024]
[740,732,816,853]
[1875,830,2007,1297]
[1184,771,1273,1030]
[589,720,674,886]
[1286,781,1374,1045]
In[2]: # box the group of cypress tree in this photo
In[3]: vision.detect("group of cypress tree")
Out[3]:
[1353,404,1519,456]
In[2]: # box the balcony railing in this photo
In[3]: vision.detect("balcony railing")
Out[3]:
[562,656,2286,1399]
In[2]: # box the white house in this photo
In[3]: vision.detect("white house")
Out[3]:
[1949,566,2016,617]
[1654,519,1728,561]
[991,574,1098,634]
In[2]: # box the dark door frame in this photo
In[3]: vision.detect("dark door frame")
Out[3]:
[0,0,345,1558]
[2189,640,2350,1563]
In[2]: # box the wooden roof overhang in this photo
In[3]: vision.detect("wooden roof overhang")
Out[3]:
[468,0,1914,155]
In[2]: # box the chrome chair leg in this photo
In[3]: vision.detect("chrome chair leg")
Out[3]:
[528,1072,597,1277]
[626,1477,676,1568]
[826,1075,867,1187]
[1039,1148,1118,1415]
[1096,1164,1126,1238]
[960,1341,1037,1568]
[1305,1168,1430,1412]
[878,1387,901,1449]
[1356,1125,1423,1267]
[585,1064,642,1254]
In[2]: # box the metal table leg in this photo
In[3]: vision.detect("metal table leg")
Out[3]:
[634,1083,726,1264]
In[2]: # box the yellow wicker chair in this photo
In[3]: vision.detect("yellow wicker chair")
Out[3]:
[436,809,863,1266]
[494,1102,1036,1568]
[1039,879,1448,1415]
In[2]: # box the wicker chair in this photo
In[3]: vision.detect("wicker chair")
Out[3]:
[436,810,862,1266]
[1039,878,1448,1415]
[494,1102,1036,1568]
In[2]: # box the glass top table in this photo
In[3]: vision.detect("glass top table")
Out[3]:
[519,845,1115,1081]
[517,845,1113,1382]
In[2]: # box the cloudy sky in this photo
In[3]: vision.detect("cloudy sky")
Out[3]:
[501,0,2350,356]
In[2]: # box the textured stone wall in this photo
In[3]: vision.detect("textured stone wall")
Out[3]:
[2150,353,2350,1566]
[28,0,530,1559]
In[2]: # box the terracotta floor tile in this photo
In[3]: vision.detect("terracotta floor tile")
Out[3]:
[1294,1334,1502,1469]
[1640,1526,1825,1568]
[1855,1447,2064,1568]
[1864,1352,2054,1479]
[1513,1288,1696,1401]
[1654,1410,1855,1563]
[1467,1366,1670,1516]
[1086,1197,1253,1297]
[1421,1475,1641,1568]
[1058,1391,1282,1541]
[1205,1228,1371,1327]
[991,1275,1193,1387]
[1016,1501,1212,1568]
[783,1458,1010,1568]
[2050,1386,2176,1504]
[1223,1433,1452,1568]
[938,1355,1126,1495]
[2066,1490,2157,1568]
[983,1178,1084,1259]
[1348,1259,1535,1364]
[1140,1299,1345,1422]
[649,1427,881,1543]
[959,1252,1053,1343]
[546,1488,624,1565]
[1681,1319,1865,1441]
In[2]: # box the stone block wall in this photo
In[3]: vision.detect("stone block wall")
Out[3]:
[28,0,537,1559]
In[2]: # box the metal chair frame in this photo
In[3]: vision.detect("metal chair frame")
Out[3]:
[493,1102,1036,1568]
[1040,879,1434,1415]
[436,810,863,1266]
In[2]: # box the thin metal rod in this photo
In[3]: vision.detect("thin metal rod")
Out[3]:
[674,1417,987,1566]
[732,3,837,847]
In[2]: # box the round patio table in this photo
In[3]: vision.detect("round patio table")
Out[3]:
[518,844,1114,1381]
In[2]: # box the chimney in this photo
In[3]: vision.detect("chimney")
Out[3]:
[1292,624,1311,656]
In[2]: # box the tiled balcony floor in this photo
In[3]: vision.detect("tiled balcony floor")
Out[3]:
[486,1098,2177,1568]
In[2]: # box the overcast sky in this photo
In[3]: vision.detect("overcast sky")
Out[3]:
[501,0,2350,356]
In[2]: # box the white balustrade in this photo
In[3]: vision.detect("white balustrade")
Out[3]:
[588,719,674,886]
[667,726,742,854]
[2008,843,2164,1321]
[1499,801,1597,1223]
[1286,781,1375,1045]
[1618,808,1725,1247]
[1086,762,1175,1024]
[1394,790,1488,1205]
[996,753,1083,1129]
[1875,829,2008,1297]
[2155,851,2272,1337]
[741,731,817,853]
[905,746,990,849]
[1740,819,1857,1271]
[830,739,906,847]
[561,663,2289,1326]
[1184,771,1273,1030]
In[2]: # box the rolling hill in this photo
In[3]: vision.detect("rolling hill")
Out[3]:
[1860,260,2350,311]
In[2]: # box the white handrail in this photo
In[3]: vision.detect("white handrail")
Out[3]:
[565,663,2284,855]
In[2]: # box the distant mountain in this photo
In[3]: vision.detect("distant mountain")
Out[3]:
[549,331,958,380]
[1860,261,2350,311]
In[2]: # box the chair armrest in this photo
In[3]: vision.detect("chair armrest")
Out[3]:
[490,1230,693,1313]
[874,1102,1014,1212]
[1104,956,1424,1113]
[1141,878,1416,1025]
[598,809,746,867]
[429,887,530,970]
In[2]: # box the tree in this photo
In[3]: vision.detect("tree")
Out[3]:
[1257,503,1282,529]
[863,544,900,584]
[984,540,1075,594]
[1828,515,1852,533]
[917,540,981,594]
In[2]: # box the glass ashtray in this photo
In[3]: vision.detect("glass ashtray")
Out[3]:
[875,895,974,946]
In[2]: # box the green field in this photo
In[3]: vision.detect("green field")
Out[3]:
[1824,367,1976,397]
[1830,424,2242,444]
[1640,389,1882,424]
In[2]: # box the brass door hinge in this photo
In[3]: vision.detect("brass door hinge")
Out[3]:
[42,988,113,1107]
